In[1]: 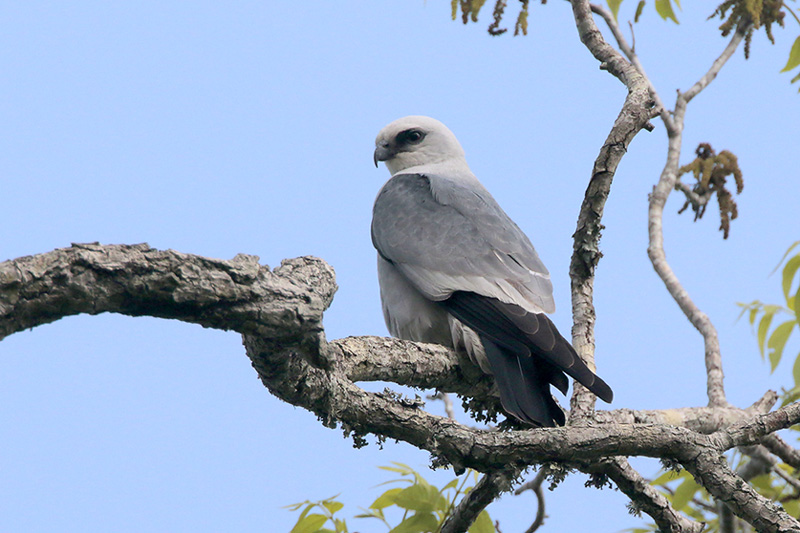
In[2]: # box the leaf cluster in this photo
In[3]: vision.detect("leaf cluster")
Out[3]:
[287,463,495,533]
[452,0,542,36]
[738,242,800,403]
[453,0,800,90]
[709,0,800,89]
[676,143,744,239]
[710,0,786,58]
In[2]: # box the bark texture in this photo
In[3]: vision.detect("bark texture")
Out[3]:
[2,242,799,532]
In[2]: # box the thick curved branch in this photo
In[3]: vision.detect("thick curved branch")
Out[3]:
[0,243,335,348]
[567,0,658,421]
[4,243,799,531]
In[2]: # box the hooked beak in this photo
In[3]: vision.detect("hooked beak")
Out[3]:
[373,143,392,168]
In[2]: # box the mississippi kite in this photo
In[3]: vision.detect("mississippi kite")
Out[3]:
[371,116,613,427]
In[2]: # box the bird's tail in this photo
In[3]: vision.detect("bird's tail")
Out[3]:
[481,336,565,427]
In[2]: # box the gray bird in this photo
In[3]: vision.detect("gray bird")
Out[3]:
[371,116,613,427]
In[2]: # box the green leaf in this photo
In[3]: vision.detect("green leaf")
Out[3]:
[607,0,623,20]
[795,291,800,324]
[322,500,344,515]
[671,475,701,511]
[781,385,800,407]
[354,508,384,520]
[433,487,450,512]
[389,513,439,533]
[394,484,436,513]
[768,320,795,372]
[284,501,310,512]
[370,487,403,510]
[793,350,800,387]
[295,503,316,521]
[654,0,678,23]
[750,472,776,495]
[634,0,646,23]
[771,242,800,273]
[782,255,800,308]
[379,462,414,475]
[469,510,495,533]
[757,306,780,359]
[440,478,459,492]
[749,304,760,325]
[291,513,329,533]
[781,36,800,73]
[784,499,800,518]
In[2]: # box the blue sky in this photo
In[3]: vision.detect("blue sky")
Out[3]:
[1,2,798,531]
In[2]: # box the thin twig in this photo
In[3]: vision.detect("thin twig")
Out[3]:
[674,180,713,210]
[763,434,800,470]
[589,3,672,129]
[514,469,547,532]
[429,391,457,420]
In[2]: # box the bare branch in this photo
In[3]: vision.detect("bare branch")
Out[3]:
[681,28,747,105]
[428,391,458,420]
[514,469,547,532]
[685,447,799,532]
[647,28,748,408]
[674,180,714,211]
[589,3,673,129]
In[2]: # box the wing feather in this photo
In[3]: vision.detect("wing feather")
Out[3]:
[372,172,555,313]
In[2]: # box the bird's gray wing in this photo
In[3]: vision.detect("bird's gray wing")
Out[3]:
[371,172,555,314]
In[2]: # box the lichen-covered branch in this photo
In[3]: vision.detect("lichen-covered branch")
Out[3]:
[584,457,704,533]
[0,242,335,346]
[567,0,657,421]
[3,243,799,531]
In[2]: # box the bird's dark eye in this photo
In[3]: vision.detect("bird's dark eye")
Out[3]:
[397,129,425,145]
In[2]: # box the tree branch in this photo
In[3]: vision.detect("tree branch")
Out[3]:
[514,468,547,533]
[567,0,657,420]
[0,242,335,346]
[440,469,518,533]
[4,243,797,530]
[585,457,704,533]
[647,28,747,408]
[588,3,672,129]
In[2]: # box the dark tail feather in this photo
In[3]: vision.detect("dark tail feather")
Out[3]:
[481,336,565,427]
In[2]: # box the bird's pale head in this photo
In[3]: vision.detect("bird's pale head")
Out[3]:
[374,116,468,176]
